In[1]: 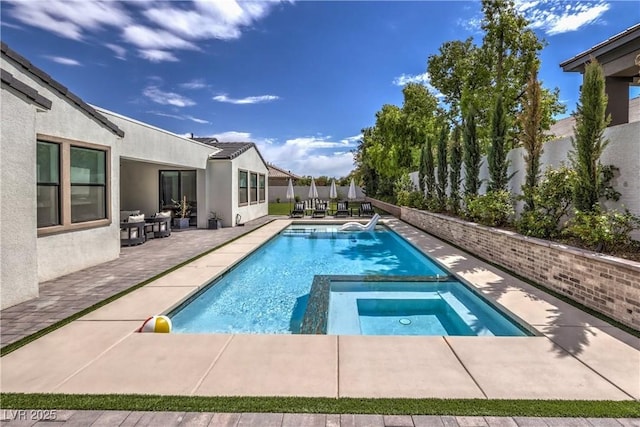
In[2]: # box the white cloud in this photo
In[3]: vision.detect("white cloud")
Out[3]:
[457,16,482,32]
[105,43,126,60]
[213,94,280,105]
[185,115,210,124]
[208,131,253,142]
[4,1,289,63]
[341,134,363,144]
[180,79,208,90]
[142,1,279,41]
[148,111,210,124]
[138,49,179,63]
[392,72,444,99]
[45,55,82,66]
[143,86,195,107]
[5,0,131,40]
[203,130,357,177]
[520,0,610,35]
[122,25,199,51]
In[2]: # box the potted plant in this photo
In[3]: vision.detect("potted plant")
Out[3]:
[171,196,191,229]
[208,211,223,229]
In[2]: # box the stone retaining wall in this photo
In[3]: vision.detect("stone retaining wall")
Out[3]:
[366,198,402,217]
[368,198,640,330]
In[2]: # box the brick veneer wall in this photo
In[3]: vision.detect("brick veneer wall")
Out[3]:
[368,198,640,330]
[366,197,402,218]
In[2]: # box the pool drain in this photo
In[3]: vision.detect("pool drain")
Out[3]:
[399,318,411,325]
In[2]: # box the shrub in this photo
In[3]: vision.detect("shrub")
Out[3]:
[276,197,281,203]
[516,166,575,238]
[465,190,514,227]
[562,208,640,252]
[294,195,300,203]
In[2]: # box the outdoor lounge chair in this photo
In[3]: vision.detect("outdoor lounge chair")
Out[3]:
[290,202,305,218]
[312,202,327,218]
[339,213,380,231]
[359,202,374,217]
[334,201,349,217]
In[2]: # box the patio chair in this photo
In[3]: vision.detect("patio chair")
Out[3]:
[312,202,327,218]
[334,201,349,217]
[290,202,305,218]
[359,202,374,217]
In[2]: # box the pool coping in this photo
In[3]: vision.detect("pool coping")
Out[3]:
[1,218,638,400]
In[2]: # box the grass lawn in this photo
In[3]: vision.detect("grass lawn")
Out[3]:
[1,394,639,417]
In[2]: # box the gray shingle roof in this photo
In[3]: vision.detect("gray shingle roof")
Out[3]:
[192,139,268,167]
[267,163,301,179]
[1,68,52,110]
[1,42,124,137]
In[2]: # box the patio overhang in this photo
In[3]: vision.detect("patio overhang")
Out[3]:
[560,23,640,126]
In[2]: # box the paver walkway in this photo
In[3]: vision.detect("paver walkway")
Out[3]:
[1,410,638,426]
[0,216,273,348]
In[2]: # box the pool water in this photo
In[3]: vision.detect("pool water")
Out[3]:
[170,226,448,334]
[327,281,528,336]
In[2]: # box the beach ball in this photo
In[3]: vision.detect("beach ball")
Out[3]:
[138,315,172,333]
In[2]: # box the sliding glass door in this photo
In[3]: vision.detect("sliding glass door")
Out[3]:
[159,170,197,224]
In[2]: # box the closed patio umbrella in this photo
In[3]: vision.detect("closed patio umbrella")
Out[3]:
[348,178,357,200]
[286,178,295,213]
[329,179,337,212]
[308,177,318,208]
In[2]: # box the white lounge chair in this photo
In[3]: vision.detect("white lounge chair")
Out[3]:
[339,213,380,231]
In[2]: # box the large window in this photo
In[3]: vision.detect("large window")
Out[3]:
[259,174,265,202]
[238,170,248,205]
[250,172,258,204]
[37,136,110,234]
[159,170,196,210]
[70,146,106,223]
[37,141,60,227]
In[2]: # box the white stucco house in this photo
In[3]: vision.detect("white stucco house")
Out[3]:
[1,42,268,309]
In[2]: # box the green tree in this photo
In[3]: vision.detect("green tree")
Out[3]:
[518,69,546,211]
[570,59,611,212]
[427,38,477,121]
[463,108,481,197]
[449,126,463,213]
[436,123,449,210]
[487,94,509,192]
[423,136,436,200]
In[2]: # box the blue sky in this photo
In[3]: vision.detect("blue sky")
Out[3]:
[2,1,639,178]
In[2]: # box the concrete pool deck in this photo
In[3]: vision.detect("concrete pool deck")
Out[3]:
[1,218,639,401]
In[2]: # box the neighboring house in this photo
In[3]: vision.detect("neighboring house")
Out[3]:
[0,43,268,310]
[267,163,301,186]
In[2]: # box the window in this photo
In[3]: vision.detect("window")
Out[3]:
[239,170,248,205]
[250,172,258,204]
[36,135,111,235]
[37,141,60,227]
[259,174,265,202]
[70,146,106,222]
[159,170,196,210]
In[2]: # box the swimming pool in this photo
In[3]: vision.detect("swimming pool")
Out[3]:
[169,224,529,336]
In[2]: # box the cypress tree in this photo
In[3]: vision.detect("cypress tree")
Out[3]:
[519,69,544,211]
[418,136,428,193]
[463,109,481,197]
[488,94,509,192]
[571,59,610,212]
[436,124,449,210]
[449,126,463,213]
[424,136,436,200]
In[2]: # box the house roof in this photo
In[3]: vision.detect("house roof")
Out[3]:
[192,138,268,167]
[1,42,124,137]
[267,163,301,179]
[560,23,640,77]
[1,68,52,110]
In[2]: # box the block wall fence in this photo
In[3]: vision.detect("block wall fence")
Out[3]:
[369,199,640,330]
